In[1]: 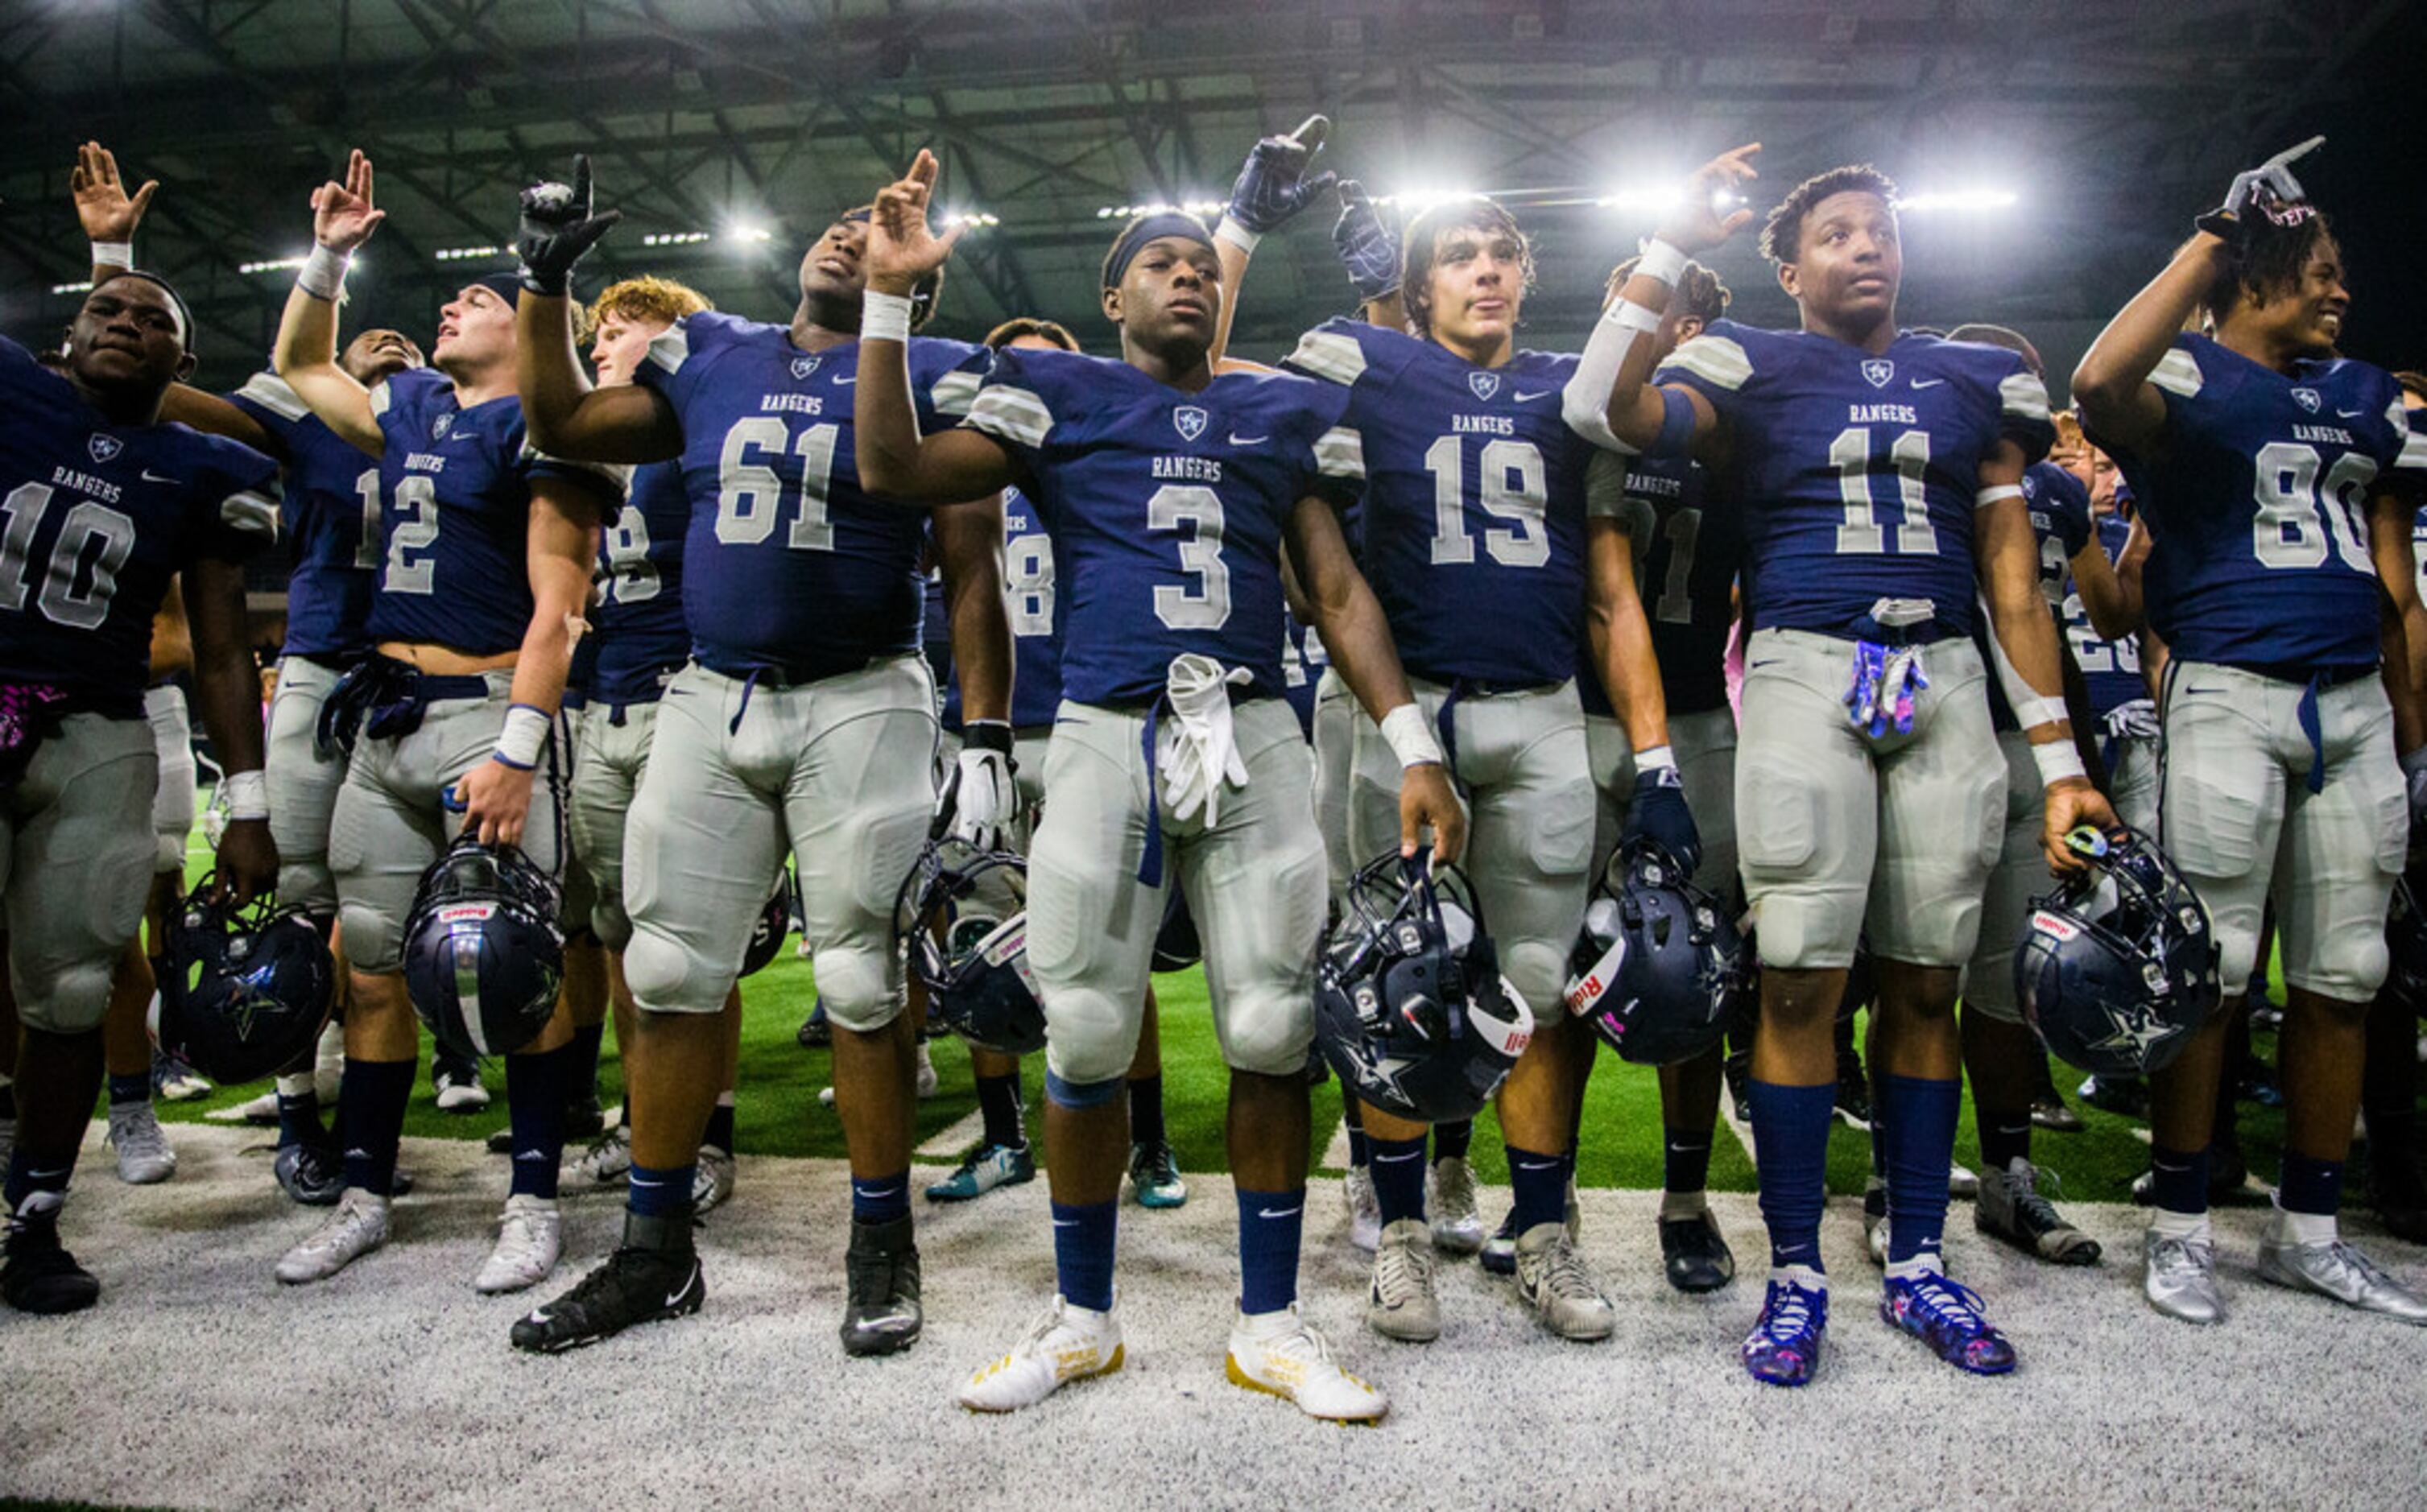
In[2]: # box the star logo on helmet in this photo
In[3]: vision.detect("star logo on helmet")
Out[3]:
[2086,1000,2179,1065]
[1467,371,1501,402]
[1172,405,1209,442]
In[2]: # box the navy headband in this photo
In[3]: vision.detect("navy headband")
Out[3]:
[1102,213,1217,290]
[467,271,527,307]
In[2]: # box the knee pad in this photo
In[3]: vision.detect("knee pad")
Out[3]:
[1216,991,1315,1079]
[1044,1070,1125,1109]
[337,899,404,977]
[810,944,903,1033]
[14,955,118,1035]
[622,927,727,1017]
[1499,938,1572,1024]
[1042,989,1143,1087]
[278,858,338,918]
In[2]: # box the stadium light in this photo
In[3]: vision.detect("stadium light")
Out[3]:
[941,209,1000,229]
[434,245,503,262]
[1597,184,1686,212]
[1375,188,1482,212]
[1094,200,1226,219]
[641,230,712,248]
[1893,188,2019,213]
[726,222,775,246]
[52,279,94,295]
[238,254,312,274]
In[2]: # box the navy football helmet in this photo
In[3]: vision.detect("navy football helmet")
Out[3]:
[2388,873,2427,1018]
[1315,850,1534,1123]
[401,834,566,1058]
[896,838,1046,1055]
[739,876,792,977]
[154,882,335,1085]
[2013,828,2221,1076]
[1565,841,1747,1066]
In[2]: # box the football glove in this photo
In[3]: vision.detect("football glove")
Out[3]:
[1332,180,1403,301]
[516,155,622,296]
[945,721,1017,852]
[1620,763,1701,878]
[1223,115,1336,236]
[2194,135,2322,248]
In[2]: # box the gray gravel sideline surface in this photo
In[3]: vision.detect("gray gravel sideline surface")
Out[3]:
[5,1125,2425,1511]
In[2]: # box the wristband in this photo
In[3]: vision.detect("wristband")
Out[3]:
[861,289,915,344]
[1214,215,1263,254]
[1379,703,1445,769]
[491,703,550,771]
[1605,298,1662,336]
[962,719,1014,755]
[221,770,269,822]
[89,240,134,270]
[2012,695,2066,731]
[1632,744,1677,777]
[1634,238,1688,287]
[2031,738,2087,787]
[1975,483,2025,508]
[297,244,351,302]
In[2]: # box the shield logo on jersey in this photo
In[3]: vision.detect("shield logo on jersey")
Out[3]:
[86,434,123,465]
[2291,386,2321,414]
[791,355,820,381]
[1861,359,1895,389]
[432,413,453,440]
[1172,406,1209,443]
[1468,371,1501,402]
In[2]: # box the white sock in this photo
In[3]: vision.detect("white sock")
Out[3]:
[1884,1254,1945,1282]
[2148,1207,2210,1241]
[2272,1204,2338,1246]
[1768,1263,1828,1292]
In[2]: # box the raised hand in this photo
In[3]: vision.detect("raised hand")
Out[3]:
[1652,143,1761,256]
[1332,180,1403,300]
[2196,135,2324,246]
[312,148,387,254]
[516,154,622,295]
[865,148,965,297]
[1225,115,1336,236]
[70,140,157,246]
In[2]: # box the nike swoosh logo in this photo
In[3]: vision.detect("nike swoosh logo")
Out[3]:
[1513,390,1553,403]
[666,1269,700,1308]
[2337,408,2363,418]
[1908,378,1944,390]
[1371,1149,1424,1163]
[832,375,857,386]
[524,1308,552,1325]
[142,469,180,484]
[1052,1218,1079,1228]
[1229,433,1267,445]
[1515,1160,1562,1172]
[1256,1204,1304,1220]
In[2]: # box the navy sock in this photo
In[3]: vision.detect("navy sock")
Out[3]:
[2279,1150,2346,1217]
[1234,1187,1304,1316]
[1052,1197,1118,1312]
[107,1072,148,1107]
[1662,1127,1713,1196]
[5,1150,73,1225]
[1345,1123,1371,1168]
[628,1159,694,1219]
[976,1072,1025,1151]
[505,1045,566,1200]
[0,1080,14,1121]
[1977,1102,2031,1174]
[1507,1144,1568,1233]
[338,1059,413,1197]
[851,1170,911,1225]
[1367,1134,1428,1225]
[275,1089,325,1151]
[701,1098,736,1153]
[2149,1142,2210,1216]
[1879,1074,1961,1268]
[1433,1118,1473,1163]
[1128,1074,1166,1148]
[566,1022,606,1103]
[1750,1080,1835,1272]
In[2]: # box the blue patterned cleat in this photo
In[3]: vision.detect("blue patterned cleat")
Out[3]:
[1741,1272,1829,1386]
[1881,1270,2016,1374]
[925,1142,1036,1203]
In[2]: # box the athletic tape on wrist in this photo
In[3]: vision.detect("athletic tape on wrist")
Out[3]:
[1975,483,2025,508]
[1379,702,1444,768]
[1633,744,1677,776]
[861,290,915,344]
[2031,738,2087,787]
[297,245,351,302]
[1606,298,1663,336]
[221,770,269,822]
[2013,696,2066,731]
[492,703,550,771]
[962,719,1013,755]
[1635,238,1688,287]
[89,241,134,270]
[1214,215,1262,255]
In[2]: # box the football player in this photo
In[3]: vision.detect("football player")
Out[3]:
[852,150,1463,1419]
[503,158,1009,1358]
[2072,144,2427,1324]
[552,275,748,1217]
[924,315,1187,1211]
[0,266,280,1313]
[1588,146,2104,1383]
[267,151,624,1294]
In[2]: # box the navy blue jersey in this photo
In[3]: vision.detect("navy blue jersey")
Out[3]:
[366,368,622,655]
[2073,510,2147,720]
[1281,609,1325,736]
[1657,321,2054,643]
[0,337,277,712]
[229,370,380,660]
[1578,450,1742,719]
[964,346,1358,705]
[1283,319,1612,685]
[941,485,1065,732]
[1978,461,2094,730]
[589,457,692,705]
[2108,334,2425,670]
[636,314,985,672]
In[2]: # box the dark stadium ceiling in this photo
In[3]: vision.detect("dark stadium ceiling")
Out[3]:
[0,0,2409,383]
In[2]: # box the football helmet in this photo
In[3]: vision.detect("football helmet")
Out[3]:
[2388,873,2427,1018]
[153,882,334,1085]
[1315,850,1534,1123]
[1565,840,1747,1066]
[2013,828,2221,1076]
[401,834,566,1058]
[895,837,1046,1055]
[739,876,792,978]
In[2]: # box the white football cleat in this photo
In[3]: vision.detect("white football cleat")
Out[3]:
[1343,1166,1381,1253]
[574,1124,634,1186]
[1226,1303,1387,1422]
[693,1146,737,1214]
[275,1189,391,1284]
[956,1295,1124,1413]
[105,1101,177,1184]
[473,1194,562,1294]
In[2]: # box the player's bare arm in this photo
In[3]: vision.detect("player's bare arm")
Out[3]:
[1583,514,1671,754]
[935,495,1014,725]
[2069,534,2140,643]
[2369,490,2426,761]
[271,148,385,455]
[184,554,277,902]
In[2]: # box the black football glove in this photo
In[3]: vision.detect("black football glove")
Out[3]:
[2194,135,2322,249]
[516,155,622,297]
[1621,763,1701,878]
[1332,180,1403,301]
[1223,115,1337,236]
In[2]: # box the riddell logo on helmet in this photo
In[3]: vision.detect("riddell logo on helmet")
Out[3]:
[1564,973,1602,1012]
[2032,911,2080,942]
[438,903,498,923]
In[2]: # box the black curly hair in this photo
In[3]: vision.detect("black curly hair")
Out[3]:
[2201,204,2338,328]
[1758,164,1900,265]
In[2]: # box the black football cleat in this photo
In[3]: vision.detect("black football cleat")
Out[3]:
[1658,1209,1737,1293]
[2,1222,101,1315]
[841,1215,923,1356]
[511,1208,701,1354]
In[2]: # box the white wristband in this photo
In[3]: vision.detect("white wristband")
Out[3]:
[90,240,134,270]
[1214,215,1262,255]
[1379,703,1445,769]
[2013,695,2066,731]
[860,290,915,344]
[221,770,269,822]
[1634,238,1688,287]
[1975,483,2025,508]
[1633,743,1677,776]
[492,704,550,771]
[1606,298,1663,336]
[2031,738,2087,787]
[297,244,350,302]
